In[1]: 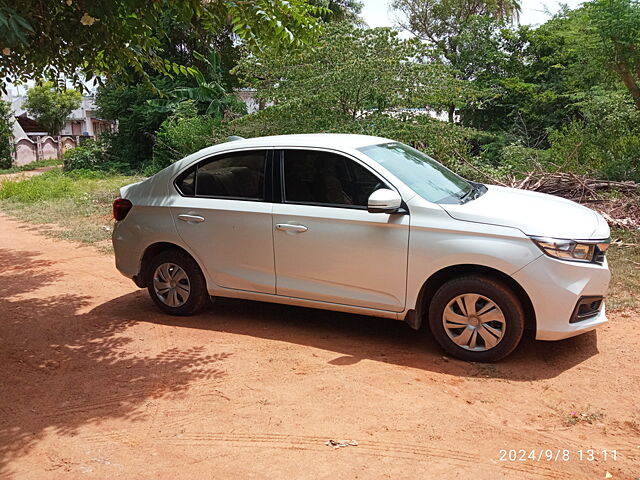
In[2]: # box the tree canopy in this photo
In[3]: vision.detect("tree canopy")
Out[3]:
[234,24,471,121]
[0,0,327,90]
[392,0,520,60]
[23,82,82,136]
[584,0,640,109]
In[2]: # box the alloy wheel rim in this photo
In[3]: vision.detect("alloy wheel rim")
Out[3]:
[153,262,191,308]
[442,293,506,351]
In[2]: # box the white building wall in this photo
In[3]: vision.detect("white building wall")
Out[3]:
[3,93,98,136]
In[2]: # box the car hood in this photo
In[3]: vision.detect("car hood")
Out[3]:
[440,185,608,239]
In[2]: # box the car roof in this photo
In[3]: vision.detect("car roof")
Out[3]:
[214,133,392,152]
[168,133,396,175]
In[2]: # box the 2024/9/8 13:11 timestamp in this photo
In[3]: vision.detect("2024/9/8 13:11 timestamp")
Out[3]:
[499,449,618,462]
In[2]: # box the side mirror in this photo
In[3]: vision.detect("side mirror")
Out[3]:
[367,188,403,214]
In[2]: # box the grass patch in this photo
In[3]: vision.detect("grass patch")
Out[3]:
[0,158,62,175]
[607,229,640,312]
[0,168,144,252]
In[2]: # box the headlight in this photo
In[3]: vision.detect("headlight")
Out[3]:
[530,237,609,264]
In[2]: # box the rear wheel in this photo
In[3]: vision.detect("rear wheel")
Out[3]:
[428,276,525,362]
[146,250,210,316]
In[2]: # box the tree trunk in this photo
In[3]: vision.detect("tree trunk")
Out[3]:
[615,63,640,111]
[447,103,455,123]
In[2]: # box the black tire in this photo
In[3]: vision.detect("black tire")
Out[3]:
[428,276,525,362]
[146,249,210,316]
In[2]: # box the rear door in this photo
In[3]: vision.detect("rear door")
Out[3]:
[171,149,275,294]
[272,148,409,312]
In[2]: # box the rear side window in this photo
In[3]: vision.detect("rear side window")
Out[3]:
[176,150,267,200]
[282,149,384,208]
[176,167,196,196]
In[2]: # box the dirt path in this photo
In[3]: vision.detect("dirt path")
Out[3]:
[0,165,57,182]
[0,212,638,479]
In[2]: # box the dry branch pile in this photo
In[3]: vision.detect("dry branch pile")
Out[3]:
[504,172,640,230]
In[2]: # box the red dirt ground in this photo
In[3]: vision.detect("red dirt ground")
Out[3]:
[0,212,638,479]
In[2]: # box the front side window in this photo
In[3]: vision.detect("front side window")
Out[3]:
[177,150,267,200]
[282,150,384,208]
[358,142,474,204]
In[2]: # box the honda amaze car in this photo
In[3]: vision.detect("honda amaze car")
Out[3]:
[112,134,611,362]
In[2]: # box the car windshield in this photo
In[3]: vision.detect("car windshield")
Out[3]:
[358,142,473,204]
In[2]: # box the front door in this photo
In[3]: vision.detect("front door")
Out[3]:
[171,149,275,294]
[272,149,409,312]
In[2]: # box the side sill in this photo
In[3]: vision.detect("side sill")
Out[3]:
[210,286,401,320]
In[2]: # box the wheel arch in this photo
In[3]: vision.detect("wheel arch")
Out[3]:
[405,264,536,333]
[135,242,200,288]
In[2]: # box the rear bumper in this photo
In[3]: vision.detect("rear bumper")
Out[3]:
[112,224,141,280]
[512,255,610,341]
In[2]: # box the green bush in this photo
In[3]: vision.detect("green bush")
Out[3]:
[149,101,219,174]
[498,144,554,172]
[350,114,473,172]
[545,91,640,181]
[63,140,107,171]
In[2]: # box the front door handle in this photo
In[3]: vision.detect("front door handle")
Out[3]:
[275,223,308,233]
[178,214,205,223]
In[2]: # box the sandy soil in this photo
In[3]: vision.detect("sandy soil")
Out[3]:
[0,212,638,480]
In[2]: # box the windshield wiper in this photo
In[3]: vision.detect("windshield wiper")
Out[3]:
[458,184,476,202]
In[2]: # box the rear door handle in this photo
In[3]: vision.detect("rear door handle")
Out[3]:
[275,223,308,233]
[178,214,205,223]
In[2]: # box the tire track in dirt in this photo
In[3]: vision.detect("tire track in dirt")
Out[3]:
[144,320,173,438]
[40,392,152,419]
[76,430,572,479]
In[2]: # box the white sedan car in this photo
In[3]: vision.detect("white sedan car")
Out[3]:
[112,134,611,361]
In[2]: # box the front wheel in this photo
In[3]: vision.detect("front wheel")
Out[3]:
[146,250,210,316]
[428,276,525,362]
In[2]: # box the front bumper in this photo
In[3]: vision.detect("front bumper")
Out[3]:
[512,255,611,341]
[537,303,608,341]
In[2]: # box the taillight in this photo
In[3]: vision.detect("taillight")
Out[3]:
[113,197,133,221]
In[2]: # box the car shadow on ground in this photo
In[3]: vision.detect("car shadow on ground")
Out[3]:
[128,292,599,382]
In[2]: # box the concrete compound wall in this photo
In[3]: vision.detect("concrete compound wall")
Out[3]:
[15,138,38,166]
[12,136,80,166]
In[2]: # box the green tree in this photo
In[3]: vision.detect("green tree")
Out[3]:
[392,0,521,121]
[584,0,640,110]
[147,53,246,117]
[95,79,172,171]
[22,82,82,136]
[234,24,470,121]
[0,0,326,90]
[392,0,520,53]
[231,24,477,173]
[0,100,14,169]
[455,16,575,142]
